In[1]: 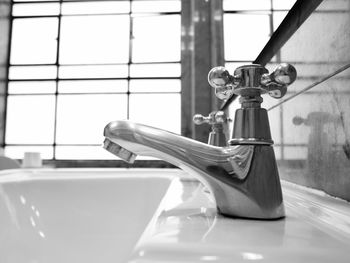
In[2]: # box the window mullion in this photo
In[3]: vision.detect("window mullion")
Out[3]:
[52,0,62,160]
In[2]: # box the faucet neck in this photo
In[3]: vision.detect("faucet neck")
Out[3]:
[239,94,263,109]
[229,106,273,146]
[229,83,273,146]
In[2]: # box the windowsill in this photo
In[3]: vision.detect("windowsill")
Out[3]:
[38,159,177,169]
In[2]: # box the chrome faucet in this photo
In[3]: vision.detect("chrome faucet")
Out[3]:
[103,63,296,219]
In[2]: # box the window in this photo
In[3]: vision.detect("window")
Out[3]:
[5,0,181,160]
[4,0,297,162]
[223,0,296,70]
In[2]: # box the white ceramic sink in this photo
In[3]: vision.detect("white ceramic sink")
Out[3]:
[1,168,350,263]
[0,169,183,263]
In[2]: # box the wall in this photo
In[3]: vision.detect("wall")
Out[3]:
[228,0,350,201]
[0,0,11,147]
[275,0,350,200]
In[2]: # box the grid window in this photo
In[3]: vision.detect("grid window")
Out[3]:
[5,0,181,160]
[59,15,130,64]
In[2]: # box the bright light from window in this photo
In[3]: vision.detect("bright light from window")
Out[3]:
[10,18,58,64]
[59,15,130,64]
[6,0,181,160]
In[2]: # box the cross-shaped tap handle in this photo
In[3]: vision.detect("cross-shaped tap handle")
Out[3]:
[208,63,297,100]
[260,63,297,98]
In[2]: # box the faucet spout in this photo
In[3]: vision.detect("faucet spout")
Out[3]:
[103,120,284,219]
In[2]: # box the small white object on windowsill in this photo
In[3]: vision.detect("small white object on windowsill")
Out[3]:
[22,152,42,168]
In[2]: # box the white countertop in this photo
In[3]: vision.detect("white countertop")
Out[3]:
[0,168,349,263]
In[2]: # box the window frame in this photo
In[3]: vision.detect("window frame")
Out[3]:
[3,0,183,165]
[1,0,319,167]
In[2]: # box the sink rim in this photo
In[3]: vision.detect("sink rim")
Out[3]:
[1,168,350,263]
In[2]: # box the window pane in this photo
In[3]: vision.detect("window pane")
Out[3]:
[58,80,128,93]
[9,66,57,80]
[10,18,58,65]
[56,94,127,144]
[225,62,249,74]
[132,1,181,13]
[273,146,282,160]
[129,93,181,134]
[8,81,56,94]
[12,3,60,16]
[129,79,181,93]
[130,63,181,77]
[273,11,288,31]
[59,65,128,79]
[272,0,296,10]
[223,0,271,10]
[5,146,53,160]
[59,15,130,64]
[61,1,130,15]
[5,95,55,144]
[224,14,270,61]
[55,146,116,160]
[132,15,180,62]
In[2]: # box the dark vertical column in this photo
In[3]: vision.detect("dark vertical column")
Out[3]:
[210,0,224,110]
[0,0,12,149]
[180,0,193,139]
[181,0,224,142]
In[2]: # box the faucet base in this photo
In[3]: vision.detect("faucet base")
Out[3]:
[208,145,285,219]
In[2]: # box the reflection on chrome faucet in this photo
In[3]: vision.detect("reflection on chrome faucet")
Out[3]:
[103,63,296,220]
[193,111,229,147]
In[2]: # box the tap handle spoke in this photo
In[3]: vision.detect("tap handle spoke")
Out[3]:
[260,63,297,99]
[207,66,240,100]
[208,63,296,100]
[193,111,228,125]
[193,114,210,125]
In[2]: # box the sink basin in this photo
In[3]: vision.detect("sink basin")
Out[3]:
[0,169,183,263]
[1,168,350,263]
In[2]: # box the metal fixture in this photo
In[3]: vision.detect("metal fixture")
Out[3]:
[103,63,296,220]
[193,111,229,146]
[208,63,296,145]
